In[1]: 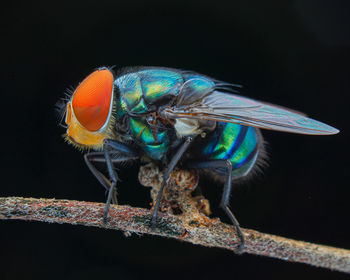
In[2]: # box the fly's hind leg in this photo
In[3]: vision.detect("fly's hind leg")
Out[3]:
[186,159,245,254]
[84,139,138,225]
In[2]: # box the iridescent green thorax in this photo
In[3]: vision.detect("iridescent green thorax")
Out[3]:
[114,69,186,160]
[114,69,215,160]
[114,69,184,115]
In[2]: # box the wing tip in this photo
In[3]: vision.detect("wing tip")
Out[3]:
[324,127,340,135]
[312,124,340,135]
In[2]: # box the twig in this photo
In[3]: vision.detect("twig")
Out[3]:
[0,196,349,273]
[1,164,349,273]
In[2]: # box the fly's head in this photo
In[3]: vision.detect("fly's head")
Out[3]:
[58,67,117,150]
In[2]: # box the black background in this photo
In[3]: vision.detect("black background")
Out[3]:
[1,1,349,279]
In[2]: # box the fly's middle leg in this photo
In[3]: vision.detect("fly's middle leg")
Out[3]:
[151,137,194,229]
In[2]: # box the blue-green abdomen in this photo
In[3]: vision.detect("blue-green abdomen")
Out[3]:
[200,123,260,177]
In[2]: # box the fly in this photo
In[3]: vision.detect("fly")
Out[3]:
[57,66,339,253]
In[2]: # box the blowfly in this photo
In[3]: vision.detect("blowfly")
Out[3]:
[58,66,339,253]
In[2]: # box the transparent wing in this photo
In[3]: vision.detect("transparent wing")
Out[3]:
[162,91,339,135]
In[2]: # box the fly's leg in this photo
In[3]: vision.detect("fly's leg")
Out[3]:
[85,152,119,205]
[186,159,245,254]
[84,140,138,224]
[151,137,194,229]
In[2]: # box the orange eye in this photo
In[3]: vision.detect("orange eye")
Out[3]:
[72,68,114,131]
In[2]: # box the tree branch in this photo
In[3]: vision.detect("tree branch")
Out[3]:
[1,164,349,274]
[1,196,349,273]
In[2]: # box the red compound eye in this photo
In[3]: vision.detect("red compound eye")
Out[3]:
[72,68,114,131]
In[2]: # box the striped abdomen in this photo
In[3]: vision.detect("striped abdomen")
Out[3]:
[199,122,263,178]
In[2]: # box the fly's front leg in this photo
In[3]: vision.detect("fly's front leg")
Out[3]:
[84,139,138,225]
[102,141,119,224]
[186,159,245,254]
[151,137,194,229]
[84,152,118,204]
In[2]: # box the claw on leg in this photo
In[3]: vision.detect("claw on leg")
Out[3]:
[102,180,116,225]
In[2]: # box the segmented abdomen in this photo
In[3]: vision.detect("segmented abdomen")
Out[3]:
[200,122,261,177]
